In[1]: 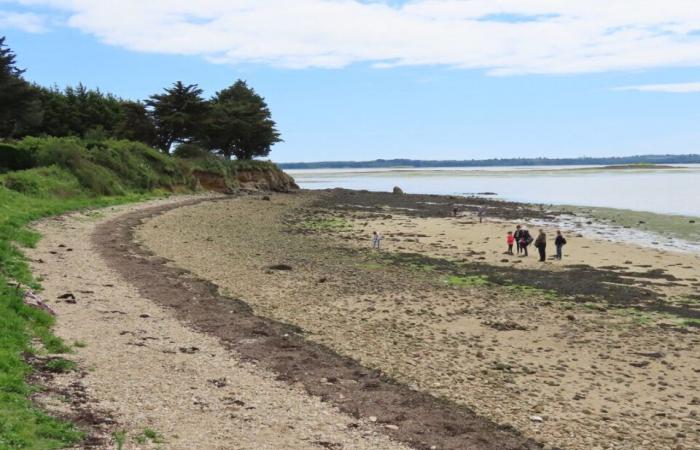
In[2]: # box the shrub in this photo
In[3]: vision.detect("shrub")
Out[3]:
[173,143,209,159]
[0,143,37,172]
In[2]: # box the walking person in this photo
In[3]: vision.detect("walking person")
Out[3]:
[534,229,547,262]
[554,230,567,260]
[519,227,532,257]
[477,206,486,223]
[514,225,523,254]
[371,231,384,249]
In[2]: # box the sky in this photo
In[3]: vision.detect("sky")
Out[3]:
[2,1,700,163]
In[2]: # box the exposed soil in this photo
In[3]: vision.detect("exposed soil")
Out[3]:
[98,197,541,450]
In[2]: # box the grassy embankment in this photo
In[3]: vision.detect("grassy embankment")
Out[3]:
[0,137,263,449]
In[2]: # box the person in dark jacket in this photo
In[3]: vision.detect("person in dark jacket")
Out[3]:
[514,225,523,254]
[554,230,567,259]
[519,227,532,256]
[534,229,547,262]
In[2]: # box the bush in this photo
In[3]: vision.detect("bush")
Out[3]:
[0,143,37,172]
[173,143,209,159]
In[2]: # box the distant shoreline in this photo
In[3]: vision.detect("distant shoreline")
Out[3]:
[279,155,700,170]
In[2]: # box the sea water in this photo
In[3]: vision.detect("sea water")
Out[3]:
[288,165,700,217]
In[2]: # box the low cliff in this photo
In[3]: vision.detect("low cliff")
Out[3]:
[192,162,299,194]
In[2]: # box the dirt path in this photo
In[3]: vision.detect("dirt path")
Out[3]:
[28,195,411,450]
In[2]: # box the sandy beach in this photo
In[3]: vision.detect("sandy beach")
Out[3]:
[135,190,700,450]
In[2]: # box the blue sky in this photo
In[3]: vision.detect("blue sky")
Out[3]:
[2,0,700,162]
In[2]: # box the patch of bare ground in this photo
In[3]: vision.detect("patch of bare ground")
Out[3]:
[136,192,700,450]
[27,195,412,450]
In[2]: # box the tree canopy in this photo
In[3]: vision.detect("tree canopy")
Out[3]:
[0,36,281,160]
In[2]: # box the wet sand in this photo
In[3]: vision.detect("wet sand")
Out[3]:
[137,190,700,450]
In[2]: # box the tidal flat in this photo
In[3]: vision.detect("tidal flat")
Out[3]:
[137,190,700,450]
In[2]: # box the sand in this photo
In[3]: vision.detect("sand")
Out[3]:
[27,195,410,450]
[137,192,700,450]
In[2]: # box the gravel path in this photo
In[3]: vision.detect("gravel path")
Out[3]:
[28,195,409,450]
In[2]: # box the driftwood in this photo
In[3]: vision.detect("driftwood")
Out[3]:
[10,281,57,316]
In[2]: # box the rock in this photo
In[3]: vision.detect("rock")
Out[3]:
[392,186,404,195]
[530,415,544,422]
[384,424,399,430]
[630,360,650,368]
[261,195,271,201]
[690,220,695,224]
[268,264,293,271]
[566,314,576,321]
[369,416,378,422]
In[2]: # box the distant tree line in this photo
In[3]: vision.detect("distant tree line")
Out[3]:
[280,155,700,170]
[0,36,280,160]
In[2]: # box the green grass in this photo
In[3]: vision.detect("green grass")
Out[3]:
[44,358,77,374]
[135,428,164,445]
[443,274,490,287]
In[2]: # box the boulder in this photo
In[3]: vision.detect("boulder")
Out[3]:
[392,186,404,195]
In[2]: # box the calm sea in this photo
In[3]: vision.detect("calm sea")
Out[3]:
[287,164,700,217]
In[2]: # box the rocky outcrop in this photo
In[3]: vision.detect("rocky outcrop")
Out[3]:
[192,166,299,194]
[236,167,299,193]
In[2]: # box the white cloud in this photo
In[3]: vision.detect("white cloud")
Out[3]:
[4,0,700,74]
[614,82,700,93]
[0,9,47,32]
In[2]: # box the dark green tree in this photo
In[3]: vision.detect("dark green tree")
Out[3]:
[0,37,41,138]
[114,100,157,146]
[146,81,208,153]
[205,80,281,160]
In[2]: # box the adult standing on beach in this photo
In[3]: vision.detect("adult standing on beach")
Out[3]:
[477,206,486,223]
[514,225,523,254]
[554,230,567,259]
[534,229,547,262]
[519,227,532,257]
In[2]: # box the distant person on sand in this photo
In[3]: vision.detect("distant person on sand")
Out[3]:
[554,230,567,260]
[506,231,514,255]
[452,206,459,217]
[519,227,532,257]
[514,225,523,254]
[534,229,547,262]
[477,206,486,223]
[371,231,384,249]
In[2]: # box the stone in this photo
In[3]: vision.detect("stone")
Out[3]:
[392,186,404,195]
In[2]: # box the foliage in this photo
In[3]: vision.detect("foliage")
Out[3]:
[0,37,41,139]
[145,81,209,153]
[1,37,282,160]
[205,80,282,160]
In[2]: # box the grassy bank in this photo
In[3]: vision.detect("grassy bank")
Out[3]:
[0,136,259,448]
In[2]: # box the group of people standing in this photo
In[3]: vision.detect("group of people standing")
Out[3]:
[507,225,567,262]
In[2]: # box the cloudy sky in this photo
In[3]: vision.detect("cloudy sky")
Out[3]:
[2,0,700,162]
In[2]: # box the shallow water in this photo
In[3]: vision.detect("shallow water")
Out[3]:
[288,164,700,217]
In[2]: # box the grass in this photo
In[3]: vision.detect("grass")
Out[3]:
[135,428,164,445]
[443,274,490,287]
[0,136,235,449]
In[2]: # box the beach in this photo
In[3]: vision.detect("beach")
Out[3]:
[134,190,700,450]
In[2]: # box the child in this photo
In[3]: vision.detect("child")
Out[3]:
[371,231,384,249]
[506,231,514,255]
[554,230,567,259]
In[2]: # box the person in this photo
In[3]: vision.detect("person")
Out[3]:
[452,206,459,217]
[554,230,567,260]
[534,229,547,262]
[519,227,532,256]
[477,206,486,223]
[514,225,523,254]
[371,231,384,249]
[506,231,514,255]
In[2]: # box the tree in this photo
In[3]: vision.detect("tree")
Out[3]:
[0,36,40,138]
[114,100,157,146]
[205,80,281,160]
[146,81,208,153]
